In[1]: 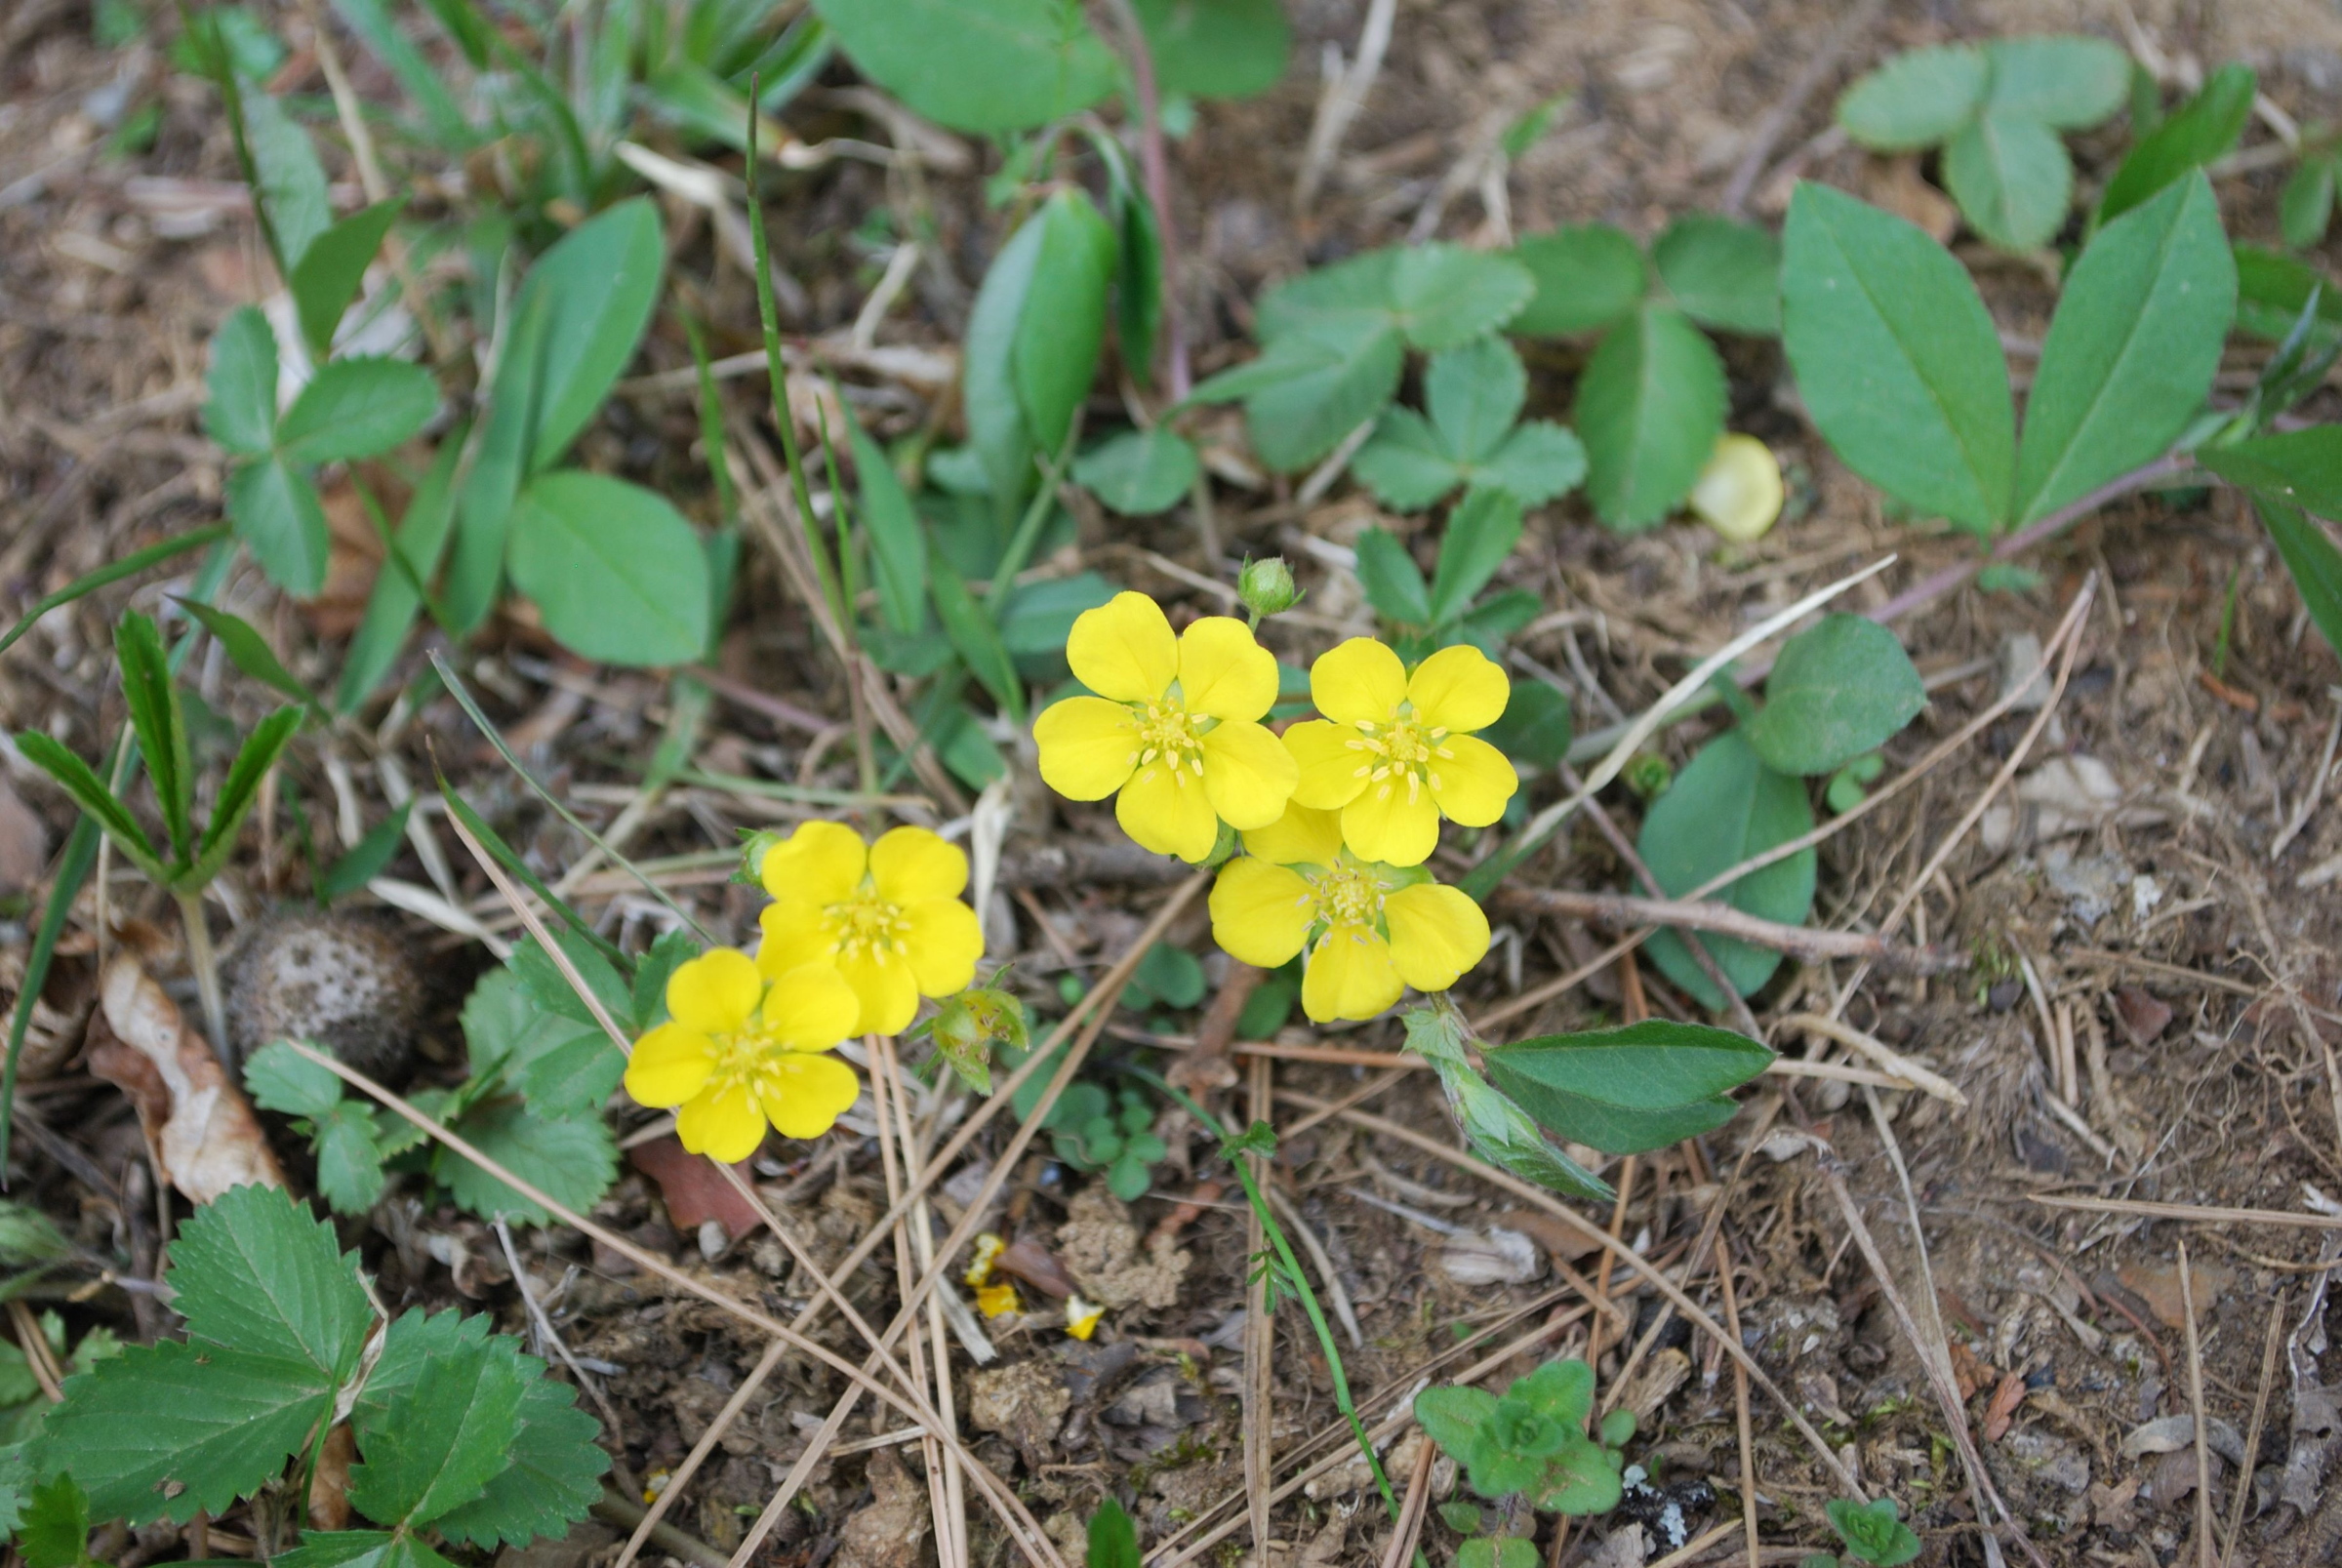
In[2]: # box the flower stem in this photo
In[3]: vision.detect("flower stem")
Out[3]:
[175,888,231,1070]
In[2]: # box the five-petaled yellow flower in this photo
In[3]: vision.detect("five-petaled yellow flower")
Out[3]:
[758,823,985,1036]
[1282,640,1518,866]
[625,948,863,1161]
[1033,591,1299,863]
[1210,803,1490,1024]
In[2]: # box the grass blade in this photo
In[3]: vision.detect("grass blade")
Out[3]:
[0,524,228,661]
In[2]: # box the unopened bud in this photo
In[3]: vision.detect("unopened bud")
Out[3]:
[1688,434,1785,543]
[735,828,786,886]
[1236,556,1299,618]
[929,986,1028,1095]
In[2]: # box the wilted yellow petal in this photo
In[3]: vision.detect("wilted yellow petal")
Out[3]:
[1034,697,1140,800]
[1384,884,1491,992]
[1068,591,1177,703]
[1208,858,1315,969]
[1177,617,1279,720]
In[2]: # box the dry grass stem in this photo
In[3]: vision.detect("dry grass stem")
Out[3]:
[2180,1240,2213,1568]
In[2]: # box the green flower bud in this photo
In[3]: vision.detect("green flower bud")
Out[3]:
[928,986,1028,1095]
[735,828,786,886]
[1236,556,1299,619]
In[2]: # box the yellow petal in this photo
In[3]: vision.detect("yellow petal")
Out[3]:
[1339,780,1442,867]
[1068,590,1177,704]
[1177,617,1279,720]
[1406,644,1509,733]
[1311,638,1407,726]
[1282,719,1368,812]
[761,820,868,904]
[1034,697,1140,801]
[1115,755,1220,863]
[903,898,984,997]
[756,962,862,1050]
[1241,800,1347,868]
[1384,884,1491,991]
[666,947,764,1033]
[756,898,836,980]
[870,825,969,903]
[837,944,920,1035]
[1200,719,1299,830]
[676,1080,768,1162]
[975,1280,1022,1317]
[1302,925,1401,1023]
[1208,858,1315,968]
[624,1024,715,1108]
[1689,433,1784,543]
[1428,734,1518,826]
[760,1051,863,1140]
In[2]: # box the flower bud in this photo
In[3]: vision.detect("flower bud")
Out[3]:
[1236,555,1299,618]
[1688,434,1784,543]
[735,828,787,886]
[928,986,1028,1095]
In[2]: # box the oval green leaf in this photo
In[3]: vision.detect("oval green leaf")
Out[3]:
[1511,223,1647,337]
[1983,35,2129,128]
[1743,613,1925,777]
[810,0,1115,132]
[1651,215,1781,335]
[505,472,710,666]
[1133,0,1287,100]
[1014,188,1117,460]
[1942,111,2073,251]
[1573,303,1724,531]
[1071,427,1199,515]
[516,200,666,472]
[1636,730,1815,1009]
[276,357,438,466]
[1837,43,1989,152]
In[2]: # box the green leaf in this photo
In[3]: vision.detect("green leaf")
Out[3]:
[1391,244,1536,350]
[1836,43,1989,152]
[227,457,332,597]
[1512,224,1645,337]
[1414,1385,1499,1461]
[1483,679,1572,769]
[37,1339,334,1523]
[1085,1496,1141,1568]
[439,1098,617,1226]
[114,611,192,864]
[849,422,928,636]
[167,1182,373,1381]
[289,199,405,359]
[175,600,321,714]
[2283,155,2337,251]
[348,1330,527,1528]
[10,734,157,878]
[1459,1540,1541,1568]
[1072,428,1199,515]
[245,1040,346,1118]
[204,306,278,457]
[1531,1435,1623,1515]
[1002,573,1117,677]
[2099,62,2256,224]
[965,210,1046,501]
[506,471,710,667]
[810,0,1115,133]
[429,1375,605,1548]
[0,525,229,663]
[506,928,633,1036]
[190,705,302,886]
[313,1109,389,1214]
[1430,489,1524,625]
[275,1530,427,1568]
[1744,614,1925,777]
[1482,1020,1773,1153]
[1354,527,1432,625]
[470,965,624,1118]
[338,429,464,713]
[18,1473,90,1568]
[1211,315,1404,472]
[1651,215,1780,335]
[1133,942,1206,1009]
[1015,189,1117,460]
[1574,304,1725,531]
[515,200,666,473]
[930,555,1025,721]
[276,358,438,466]
[1983,35,2129,127]
[1412,1034,1611,1202]
[2201,427,2342,515]
[2250,493,2342,662]
[243,90,332,270]
[2234,245,2342,342]
[1474,423,1585,506]
[318,799,413,902]
[1942,112,2072,251]
[1133,0,1286,99]
[2011,173,2235,523]
[330,0,474,148]
[1637,731,1815,1010]
[1427,338,1527,463]
[1827,1497,1920,1568]
[1781,181,2016,535]
[1111,159,1164,384]
[1351,408,1458,510]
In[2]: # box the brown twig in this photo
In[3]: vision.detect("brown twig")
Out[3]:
[1377,1437,1438,1568]
[2180,1240,2214,1568]
[1715,1226,1760,1568]
[2223,1297,2287,1567]
[1496,887,1965,973]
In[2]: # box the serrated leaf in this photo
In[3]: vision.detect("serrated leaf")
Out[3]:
[38,1340,334,1523]
[2099,62,2256,223]
[1390,244,1535,349]
[1942,111,2072,251]
[1472,422,1585,505]
[1636,731,1815,1010]
[1511,224,1646,337]
[289,199,405,360]
[1426,338,1528,462]
[312,1109,389,1215]
[463,965,623,1117]
[2011,173,2235,523]
[227,457,331,598]
[1744,614,1925,777]
[1837,43,1989,152]
[166,1183,373,1381]
[810,0,1115,133]
[1574,303,1725,530]
[629,930,697,1032]
[275,1531,460,1568]
[1983,35,2129,128]
[245,1040,345,1118]
[439,1099,617,1226]
[1353,527,1432,625]
[1351,408,1461,510]
[275,358,438,466]
[506,931,632,1035]
[243,90,331,270]
[1651,215,1780,335]
[506,471,710,667]
[348,1330,526,1527]
[1071,428,1199,515]
[429,1377,605,1548]
[204,306,278,456]
[1227,316,1405,472]
[1531,1436,1623,1515]
[1015,189,1116,461]
[19,1472,91,1568]
[1429,489,1523,625]
[1781,181,2016,535]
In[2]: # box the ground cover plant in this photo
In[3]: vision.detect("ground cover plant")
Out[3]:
[5,4,2342,1568]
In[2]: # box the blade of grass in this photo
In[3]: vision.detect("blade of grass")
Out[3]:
[0,524,228,660]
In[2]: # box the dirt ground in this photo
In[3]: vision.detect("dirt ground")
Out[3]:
[9,0,2342,1565]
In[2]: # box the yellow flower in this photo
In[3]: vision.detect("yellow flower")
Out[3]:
[625,948,863,1162]
[1688,433,1784,543]
[1065,1294,1106,1341]
[757,822,985,1036]
[975,1280,1022,1318]
[1032,591,1299,863]
[1209,803,1490,1024]
[965,1232,1006,1288]
[1282,640,1518,866]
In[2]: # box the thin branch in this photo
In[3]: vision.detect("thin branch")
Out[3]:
[1496,887,1964,973]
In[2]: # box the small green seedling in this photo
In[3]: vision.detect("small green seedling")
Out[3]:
[1822,1496,1921,1567]
[1085,1495,1139,1568]
[1048,1084,1167,1202]
[1438,1503,1537,1568]
[1413,1357,1635,1514]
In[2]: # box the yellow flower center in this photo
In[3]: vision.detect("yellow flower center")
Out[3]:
[707,1021,794,1093]
[1131,696,1207,783]
[1346,708,1455,806]
[826,889,910,961]
[1309,859,1387,931]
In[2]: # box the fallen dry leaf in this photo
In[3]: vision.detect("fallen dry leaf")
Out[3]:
[1949,1339,1996,1402]
[996,1235,1075,1300]
[2112,985,2174,1047]
[2119,1260,2231,1330]
[87,953,283,1202]
[626,1134,765,1239]
[1859,154,1959,243]
[1983,1371,2027,1442]
[307,1422,355,1530]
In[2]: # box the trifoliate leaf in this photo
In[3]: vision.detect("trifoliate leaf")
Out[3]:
[348,1327,527,1528]
[439,1098,618,1226]
[1512,224,1646,337]
[1352,409,1460,511]
[165,1184,372,1383]
[1837,43,1989,152]
[464,965,624,1118]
